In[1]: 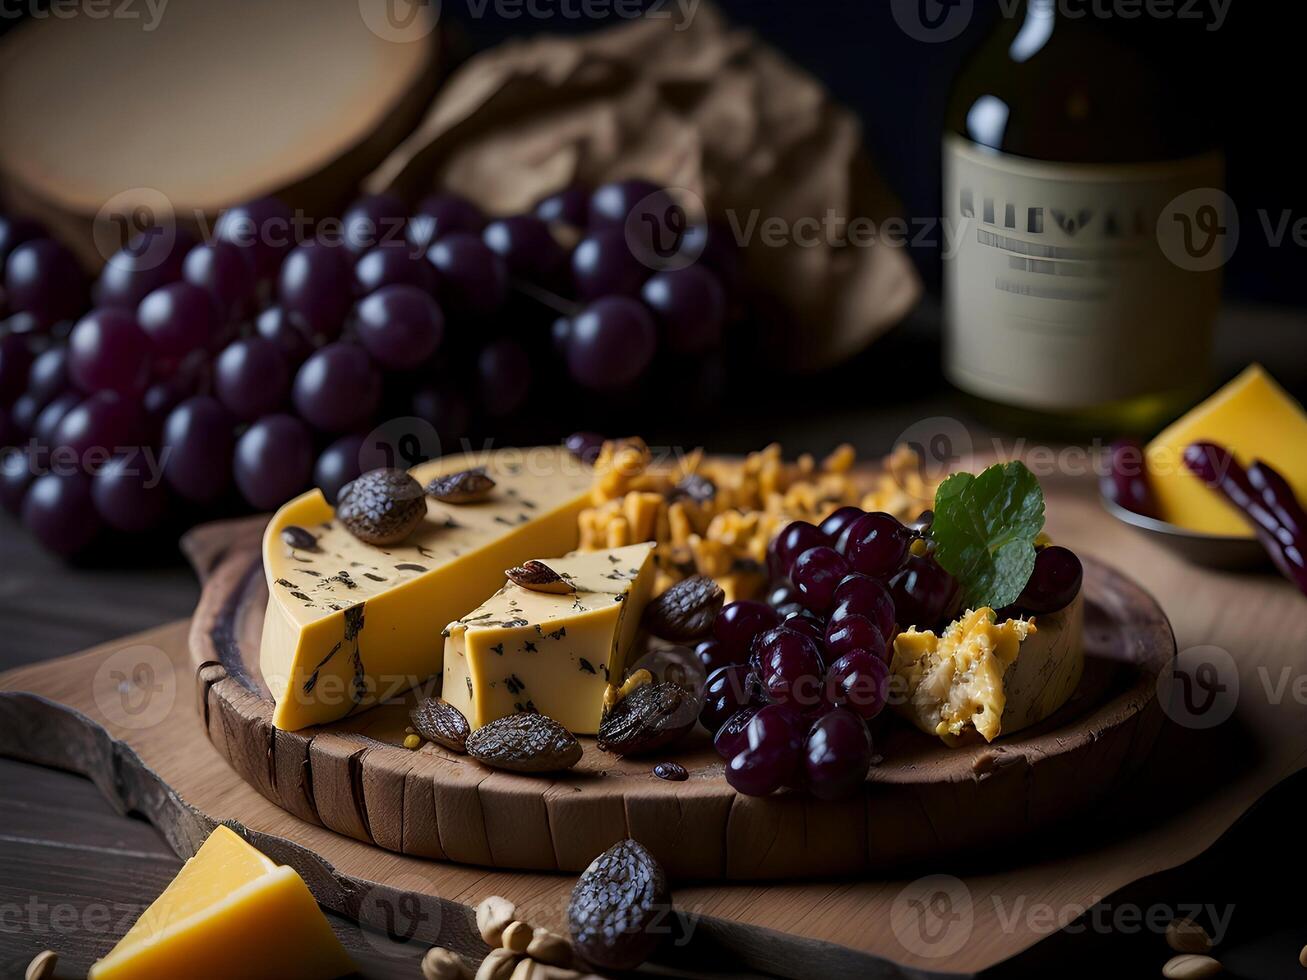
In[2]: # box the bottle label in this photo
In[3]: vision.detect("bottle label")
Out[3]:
[942,135,1224,409]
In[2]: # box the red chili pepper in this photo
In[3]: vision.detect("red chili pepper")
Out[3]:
[1184,441,1307,596]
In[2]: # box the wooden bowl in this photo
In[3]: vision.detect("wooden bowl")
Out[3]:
[187,514,1174,881]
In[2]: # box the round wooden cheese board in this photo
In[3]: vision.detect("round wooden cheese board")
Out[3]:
[187,510,1175,881]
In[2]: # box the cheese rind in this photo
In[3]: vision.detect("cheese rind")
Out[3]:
[88,825,353,980]
[891,594,1084,745]
[443,542,656,734]
[1146,364,1307,536]
[260,447,593,731]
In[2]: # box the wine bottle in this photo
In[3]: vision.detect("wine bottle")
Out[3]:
[943,0,1226,434]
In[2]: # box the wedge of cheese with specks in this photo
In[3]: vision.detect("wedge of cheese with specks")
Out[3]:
[890,592,1084,745]
[443,542,657,734]
[89,825,352,980]
[260,447,593,731]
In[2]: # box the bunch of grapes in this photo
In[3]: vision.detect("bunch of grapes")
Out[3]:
[694,508,1085,800]
[0,179,743,557]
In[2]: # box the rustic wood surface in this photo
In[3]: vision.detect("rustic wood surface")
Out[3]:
[6,467,1307,976]
[186,512,1172,880]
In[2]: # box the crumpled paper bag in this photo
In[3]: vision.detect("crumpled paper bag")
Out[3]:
[365,2,921,371]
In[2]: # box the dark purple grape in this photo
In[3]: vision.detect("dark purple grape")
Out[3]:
[23,470,100,555]
[725,704,803,797]
[639,266,726,355]
[314,433,365,506]
[356,284,444,370]
[535,186,588,228]
[353,242,437,297]
[824,651,889,722]
[767,580,797,608]
[792,546,850,614]
[587,179,665,229]
[26,346,69,407]
[214,337,290,421]
[0,312,40,337]
[0,215,43,267]
[803,707,873,801]
[756,627,825,710]
[161,395,235,504]
[183,240,256,322]
[551,316,571,355]
[214,196,295,281]
[411,385,470,447]
[406,194,485,252]
[564,296,657,391]
[67,309,151,396]
[8,395,38,437]
[841,512,912,577]
[1102,438,1159,519]
[770,521,829,579]
[91,448,170,532]
[32,391,80,449]
[676,222,743,294]
[482,215,565,282]
[94,229,192,311]
[712,600,780,660]
[4,238,87,329]
[292,342,381,433]
[563,431,604,464]
[137,281,217,364]
[714,705,759,760]
[277,240,353,338]
[1,446,37,514]
[0,332,33,405]
[52,392,142,465]
[888,555,961,630]
[341,193,407,254]
[427,233,508,317]
[476,339,531,418]
[142,363,204,441]
[571,228,649,300]
[694,638,732,677]
[819,505,865,543]
[255,306,313,367]
[831,574,895,639]
[234,414,313,509]
[909,510,935,535]
[778,612,825,647]
[825,614,886,662]
[1015,546,1083,615]
[700,663,758,734]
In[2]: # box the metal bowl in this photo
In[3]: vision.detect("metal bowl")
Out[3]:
[1100,493,1270,570]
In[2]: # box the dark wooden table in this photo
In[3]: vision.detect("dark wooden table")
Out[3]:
[3,303,1306,979]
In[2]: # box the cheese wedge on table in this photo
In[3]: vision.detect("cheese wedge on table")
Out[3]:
[261,447,593,731]
[891,594,1084,745]
[1147,364,1307,537]
[89,825,352,980]
[443,542,656,733]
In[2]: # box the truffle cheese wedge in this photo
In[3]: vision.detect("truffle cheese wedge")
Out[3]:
[260,447,592,731]
[443,542,657,734]
[891,593,1084,745]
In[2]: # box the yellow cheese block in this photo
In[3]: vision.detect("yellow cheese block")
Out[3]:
[261,447,593,731]
[1146,364,1307,536]
[89,825,353,980]
[443,542,656,734]
[890,593,1084,745]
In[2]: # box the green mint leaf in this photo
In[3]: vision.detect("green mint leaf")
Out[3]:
[930,461,1046,610]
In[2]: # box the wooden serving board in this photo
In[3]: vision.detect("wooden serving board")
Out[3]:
[3,478,1307,976]
[188,516,1172,881]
